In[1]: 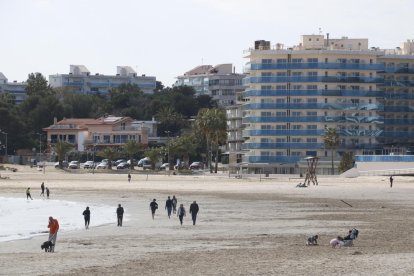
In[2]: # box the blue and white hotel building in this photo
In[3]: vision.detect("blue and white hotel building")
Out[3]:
[241,35,414,174]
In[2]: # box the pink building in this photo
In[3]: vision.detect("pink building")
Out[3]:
[43,116,148,151]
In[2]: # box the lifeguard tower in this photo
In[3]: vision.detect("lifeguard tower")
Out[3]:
[303,157,319,186]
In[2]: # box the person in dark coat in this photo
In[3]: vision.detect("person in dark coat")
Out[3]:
[189,201,199,225]
[83,206,91,229]
[116,204,124,226]
[40,182,45,197]
[172,195,178,214]
[150,199,158,220]
[165,196,173,218]
[390,176,394,188]
[46,187,50,199]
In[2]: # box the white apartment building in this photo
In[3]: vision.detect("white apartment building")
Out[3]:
[49,65,156,94]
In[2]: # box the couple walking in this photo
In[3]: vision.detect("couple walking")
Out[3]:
[175,201,199,226]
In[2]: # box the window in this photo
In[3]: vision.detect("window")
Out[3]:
[308,72,318,76]
[293,98,302,103]
[276,112,287,116]
[261,138,270,143]
[292,112,301,116]
[292,72,302,76]
[276,125,287,129]
[307,85,317,90]
[262,59,272,64]
[276,152,284,156]
[260,151,270,156]
[276,138,286,142]
[276,85,286,90]
[292,125,302,130]
[261,72,272,76]
[292,58,303,63]
[277,59,287,63]
[276,72,287,76]
[261,112,272,117]
[307,58,318,63]
[292,85,302,90]
[307,125,317,129]
[261,125,271,130]
[291,152,302,156]
[307,98,317,103]
[307,111,317,116]
[307,138,317,143]
[292,138,301,142]
[261,85,272,90]
[276,99,285,104]
[103,135,110,143]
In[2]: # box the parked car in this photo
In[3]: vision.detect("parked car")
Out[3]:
[127,159,138,166]
[117,162,130,170]
[137,157,150,167]
[115,159,127,166]
[96,162,109,169]
[159,163,169,170]
[54,161,68,168]
[68,161,80,169]
[83,161,95,169]
[189,161,203,170]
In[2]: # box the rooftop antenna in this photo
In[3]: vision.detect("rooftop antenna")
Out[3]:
[319,27,322,35]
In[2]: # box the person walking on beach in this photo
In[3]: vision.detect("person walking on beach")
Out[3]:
[172,195,178,214]
[390,176,394,188]
[150,199,158,220]
[116,204,124,227]
[165,196,173,218]
[177,203,186,225]
[83,206,91,229]
[26,187,33,200]
[189,201,199,226]
[128,173,131,183]
[40,182,45,197]
[46,187,50,199]
[47,216,59,252]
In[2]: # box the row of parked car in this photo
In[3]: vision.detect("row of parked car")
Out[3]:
[55,159,204,170]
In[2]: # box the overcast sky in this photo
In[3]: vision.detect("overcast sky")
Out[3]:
[0,0,412,87]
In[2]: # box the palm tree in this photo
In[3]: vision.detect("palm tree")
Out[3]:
[98,147,117,169]
[169,135,197,168]
[194,108,227,173]
[323,127,340,175]
[53,141,73,169]
[123,140,141,170]
[144,148,163,170]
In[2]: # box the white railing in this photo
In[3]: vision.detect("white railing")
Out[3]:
[359,168,414,176]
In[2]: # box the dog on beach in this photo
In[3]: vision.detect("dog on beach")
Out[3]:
[41,241,54,252]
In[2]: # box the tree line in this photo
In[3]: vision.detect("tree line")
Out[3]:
[0,73,227,169]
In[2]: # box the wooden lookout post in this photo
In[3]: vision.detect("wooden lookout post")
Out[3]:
[304,156,319,186]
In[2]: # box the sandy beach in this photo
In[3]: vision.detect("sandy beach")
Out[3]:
[1,166,414,276]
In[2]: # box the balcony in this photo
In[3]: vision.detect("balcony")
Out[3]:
[249,62,384,71]
[243,156,302,163]
[242,142,382,150]
[242,103,384,111]
[382,80,414,87]
[243,129,324,136]
[242,116,384,124]
[244,76,384,84]
[383,67,414,74]
[243,89,383,98]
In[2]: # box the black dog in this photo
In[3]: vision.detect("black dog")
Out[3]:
[41,241,54,252]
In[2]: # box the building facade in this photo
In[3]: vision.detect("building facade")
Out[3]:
[241,35,414,174]
[0,73,27,104]
[49,65,156,95]
[175,64,245,106]
[43,116,148,152]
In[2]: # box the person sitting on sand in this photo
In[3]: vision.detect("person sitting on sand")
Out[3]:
[330,236,344,248]
[306,235,318,245]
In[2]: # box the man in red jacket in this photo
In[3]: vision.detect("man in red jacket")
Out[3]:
[48,216,59,252]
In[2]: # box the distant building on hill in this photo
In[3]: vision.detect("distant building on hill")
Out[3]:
[49,65,156,95]
[0,72,27,104]
[174,64,245,106]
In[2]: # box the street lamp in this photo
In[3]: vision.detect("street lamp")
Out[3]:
[92,132,97,174]
[36,132,42,164]
[164,131,171,170]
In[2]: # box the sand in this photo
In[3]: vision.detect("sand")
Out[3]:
[1,166,414,276]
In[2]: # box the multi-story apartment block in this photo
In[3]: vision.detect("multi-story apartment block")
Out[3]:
[175,64,245,106]
[49,65,156,95]
[43,116,148,152]
[0,73,27,104]
[242,35,414,174]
